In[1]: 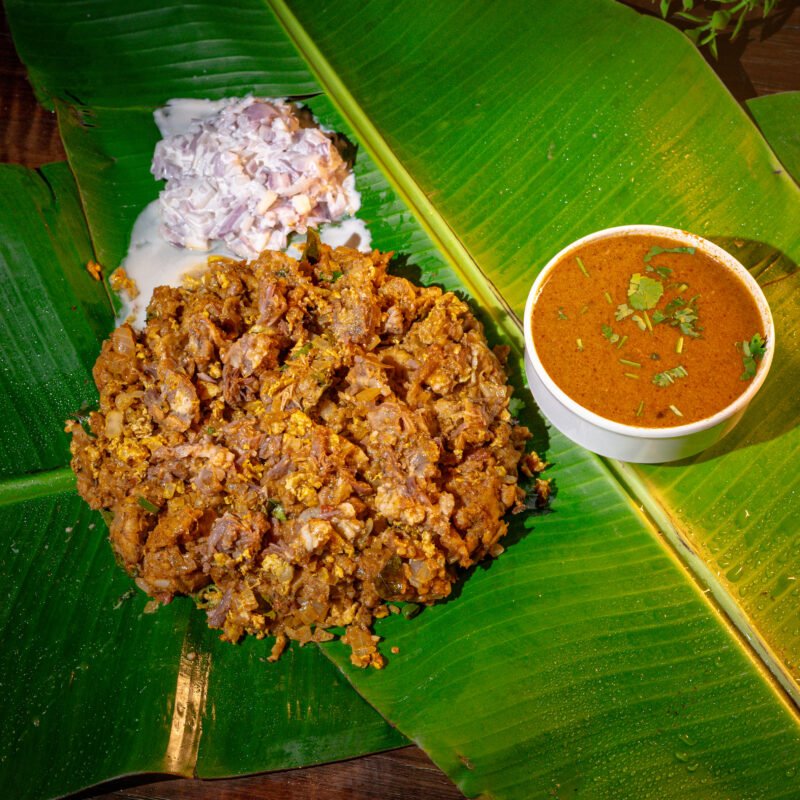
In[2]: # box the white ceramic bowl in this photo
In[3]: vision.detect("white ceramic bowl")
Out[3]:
[523,225,775,463]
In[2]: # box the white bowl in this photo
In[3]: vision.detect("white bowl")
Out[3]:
[522,225,775,464]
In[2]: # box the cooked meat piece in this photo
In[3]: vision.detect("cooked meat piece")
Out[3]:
[68,244,548,668]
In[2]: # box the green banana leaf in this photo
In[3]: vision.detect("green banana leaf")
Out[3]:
[747,91,800,183]
[5,0,800,798]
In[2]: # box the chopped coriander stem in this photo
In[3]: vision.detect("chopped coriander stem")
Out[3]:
[635,400,644,417]
[137,496,160,514]
[576,338,584,351]
[617,335,628,350]
[624,372,640,380]
[604,291,613,304]
[580,305,589,315]
[576,256,590,278]
[669,404,684,418]
[619,358,641,368]
[643,310,653,332]
[676,336,684,354]
[678,283,688,293]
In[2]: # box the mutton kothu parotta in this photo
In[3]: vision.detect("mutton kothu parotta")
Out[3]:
[68,243,548,667]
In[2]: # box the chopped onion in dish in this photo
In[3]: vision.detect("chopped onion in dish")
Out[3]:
[151,97,360,260]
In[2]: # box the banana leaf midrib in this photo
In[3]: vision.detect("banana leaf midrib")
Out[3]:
[0,467,76,507]
[609,460,800,709]
[266,0,800,715]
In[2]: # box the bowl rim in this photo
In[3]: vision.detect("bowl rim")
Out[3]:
[522,224,775,439]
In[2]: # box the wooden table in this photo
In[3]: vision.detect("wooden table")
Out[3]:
[2,4,798,799]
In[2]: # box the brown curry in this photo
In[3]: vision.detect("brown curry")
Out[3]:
[531,233,765,428]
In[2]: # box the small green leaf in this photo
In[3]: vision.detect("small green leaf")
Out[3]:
[602,324,620,344]
[738,332,767,380]
[652,365,688,387]
[267,499,288,521]
[627,273,664,310]
[615,303,634,321]
[644,245,696,264]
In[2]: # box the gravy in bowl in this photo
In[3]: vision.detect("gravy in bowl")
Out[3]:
[530,233,765,428]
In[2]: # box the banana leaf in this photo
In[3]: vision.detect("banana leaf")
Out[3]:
[5,0,800,798]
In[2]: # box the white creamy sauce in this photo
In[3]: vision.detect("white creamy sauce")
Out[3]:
[115,98,373,329]
[115,200,235,328]
[153,98,232,138]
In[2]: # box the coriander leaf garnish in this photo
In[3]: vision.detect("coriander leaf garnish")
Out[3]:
[737,332,767,380]
[675,308,701,337]
[646,264,673,279]
[651,310,666,324]
[615,303,635,321]
[627,273,664,310]
[601,324,620,344]
[643,245,695,264]
[662,295,702,338]
[557,307,568,320]
[267,499,288,521]
[652,364,688,387]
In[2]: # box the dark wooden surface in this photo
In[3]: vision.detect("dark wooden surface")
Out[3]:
[2,4,798,800]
